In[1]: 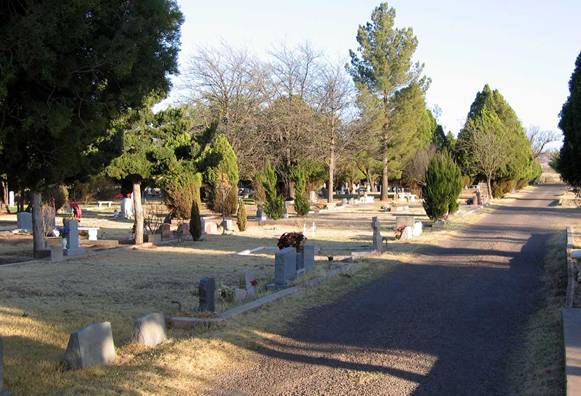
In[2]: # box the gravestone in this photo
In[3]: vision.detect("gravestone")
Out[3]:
[223,219,234,231]
[233,288,248,302]
[303,244,315,271]
[275,247,297,287]
[121,197,133,219]
[177,223,190,239]
[159,223,172,240]
[8,191,14,207]
[201,218,218,235]
[240,271,257,296]
[309,191,318,203]
[396,216,415,228]
[371,216,383,253]
[64,322,116,369]
[256,207,267,221]
[16,212,32,231]
[199,277,216,312]
[65,220,84,256]
[412,221,423,237]
[46,237,63,262]
[400,226,414,241]
[472,193,479,207]
[132,313,166,346]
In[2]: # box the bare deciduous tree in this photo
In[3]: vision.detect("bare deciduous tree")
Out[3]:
[527,126,560,159]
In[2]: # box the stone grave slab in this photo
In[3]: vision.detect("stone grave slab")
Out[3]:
[400,226,414,241]
[65,220,85,256]
[275,247,297,287]
[16,212,32,231]
[412,222,423,237]
[240,271,257,296]
[303,245,315,271]
[159,223,172,240]
[396,216,415,228]
[132,313,166,346]
[199,277,216,312]
[371,216,383,253]
[64,322,116,369]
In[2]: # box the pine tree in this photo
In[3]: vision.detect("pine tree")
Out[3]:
[258,161,284,220]
[422,151,463,220]
[557,52,581,188]
[201,134,239,215]
[291,165,310,216]
[348,2,424,201]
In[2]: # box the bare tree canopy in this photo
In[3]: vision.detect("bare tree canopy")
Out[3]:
[527,126,561,159]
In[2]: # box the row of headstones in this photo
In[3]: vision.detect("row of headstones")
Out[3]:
[198,271,258,312]
[274,245,316,287]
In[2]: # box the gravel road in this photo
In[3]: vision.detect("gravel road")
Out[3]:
[209,184,579,395]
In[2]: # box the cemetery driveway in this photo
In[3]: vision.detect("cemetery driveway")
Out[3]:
[210,184,579,395]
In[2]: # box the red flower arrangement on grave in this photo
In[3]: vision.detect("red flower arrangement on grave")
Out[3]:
[250,279,258,287]
[394,225,406,240]
[277,232,306,250]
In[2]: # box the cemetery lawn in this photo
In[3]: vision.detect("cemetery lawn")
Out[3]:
[0,201,487,394]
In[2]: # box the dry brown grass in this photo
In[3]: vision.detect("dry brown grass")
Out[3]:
[508,232,567,395]
[0,200,489,394]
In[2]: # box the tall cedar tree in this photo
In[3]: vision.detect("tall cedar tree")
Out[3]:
[0,1,183,254]
[456,85,538,196]
[348,2,424,201]
[202,134,239,215]
[557,52,581,188]
[422,151,463,220]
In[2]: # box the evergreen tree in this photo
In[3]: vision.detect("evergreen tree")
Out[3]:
[423,151,463,220]
[0,1,183,254]
[201,134,239,215]
[557,52,581,188]
[258,161,284,220]
[291,164,310,216]
[189,182,203,241]
[348,2,424,201]
[456,84,537,195]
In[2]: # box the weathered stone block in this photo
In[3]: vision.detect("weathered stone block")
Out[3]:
[275,247,297,287]
[16,212,32,231]
[199,277,216,312]
[64,322,116,369]
[159,223,172,240]
[303,245,315,271]
[412,221,423,237]
[400,226,414,241]
[240,271,257,296]
[396,216,415,228]
[132,313,166,346]
[234,288,248,302]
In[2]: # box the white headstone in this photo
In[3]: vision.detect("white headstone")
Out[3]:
[66,220,85,256]
[400,226,414,241]
[412,221,423,237]
[132,313,166,347]
[8,191,14,207]
[396,216,415,228]
[64,322,116,369]
[121,197,133,219]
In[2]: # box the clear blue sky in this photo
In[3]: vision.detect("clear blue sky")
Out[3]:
[172,0,580,137]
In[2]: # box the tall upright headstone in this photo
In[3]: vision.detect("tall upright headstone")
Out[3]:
[65,220,84,256]
[7,191,14,207]
[198,277,216,312]
[371,216,383,253]
[303,244,315,271]
[16,212,32,231]
[275,247,297,287]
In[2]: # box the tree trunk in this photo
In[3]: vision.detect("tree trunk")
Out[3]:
[381,154,389,201]
[487,177,493,201]
[32,190,45,257]
[133,182,144,245]
[0,180,7,213]
[328,136,335,203]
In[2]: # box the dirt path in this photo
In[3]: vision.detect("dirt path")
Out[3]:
[207,184,580,395]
